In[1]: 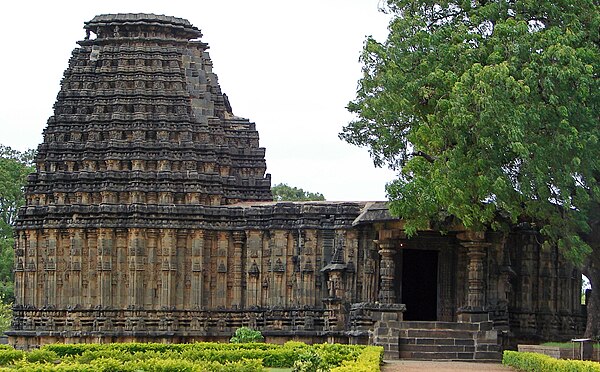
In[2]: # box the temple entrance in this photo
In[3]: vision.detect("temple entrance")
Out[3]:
[401,249,438,321]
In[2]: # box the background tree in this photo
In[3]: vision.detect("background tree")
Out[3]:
[272,183,325,201]
[341,0,600,336]
[0,145,35,302]
[229,327,264,343]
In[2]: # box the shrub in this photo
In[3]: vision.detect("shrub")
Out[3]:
[330,346,383,372]
[25,349,59,364]
[503,350,600,372]
[0,349,24,366]
[230,327,264,343]
[292,348,325,372]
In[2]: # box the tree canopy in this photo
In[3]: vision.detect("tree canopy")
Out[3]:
[0,145,35,302]
[342,0,600,263]
[271,183,325,202]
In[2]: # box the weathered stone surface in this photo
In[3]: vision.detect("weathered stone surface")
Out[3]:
[9,13,587,357]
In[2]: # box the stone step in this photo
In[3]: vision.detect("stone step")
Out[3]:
[400,343,501,352]
[399,350,502,362]
[400,344,476,353]
[399,328,488,339]
[400,337,475,346]
[399,321,492,332]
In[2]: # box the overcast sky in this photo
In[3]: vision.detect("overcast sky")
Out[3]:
[0,0,397,201]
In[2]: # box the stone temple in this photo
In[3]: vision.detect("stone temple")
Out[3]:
[10,14,586,359]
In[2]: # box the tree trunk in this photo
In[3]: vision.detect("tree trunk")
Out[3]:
[583,261,600,339]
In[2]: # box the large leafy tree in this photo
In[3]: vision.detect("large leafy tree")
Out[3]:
[0,145,35,302]
[341,0,600,336]
[271,183,325,202]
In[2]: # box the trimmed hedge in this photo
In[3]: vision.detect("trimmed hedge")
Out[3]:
[330,346,384,372]
[503,350,600,372]
[0,342,383,371]
[5,357,264,371]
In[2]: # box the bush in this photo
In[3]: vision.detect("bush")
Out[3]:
[503,350,600,372]
[292,348,325,372]
[0,349,24,366]
[230,327,264,343]
[330,346,383,372]
[25,349,59,364]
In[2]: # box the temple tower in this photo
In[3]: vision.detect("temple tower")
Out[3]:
[11,14,272,347]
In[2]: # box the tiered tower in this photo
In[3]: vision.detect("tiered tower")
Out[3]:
[30,13,272,209]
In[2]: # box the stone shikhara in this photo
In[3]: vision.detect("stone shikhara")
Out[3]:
[9,13,585,360]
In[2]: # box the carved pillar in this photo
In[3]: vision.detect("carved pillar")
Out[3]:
[44,229,58,307]
[115,228,128,307]
[86,229,98,307]
[160,229,176,308]
[215,232,228,308]
[232,231,245,309]
[97,228,114,308]
[25,230,40,307]
[68,228,83,307]
[14,231,26,306]
[146,229,158,309]
[128,228,144,308]
[457,230,491,322]
[191,230,204,308]
[374,237,397,304]
[176,229,188,308]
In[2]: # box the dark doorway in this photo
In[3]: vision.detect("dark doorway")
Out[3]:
[401,249,438,321]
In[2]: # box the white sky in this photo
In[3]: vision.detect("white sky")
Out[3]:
[0,0,397,201]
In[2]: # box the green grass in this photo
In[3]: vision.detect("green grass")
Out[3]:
[267,369,292,372]
[541,341,600,349]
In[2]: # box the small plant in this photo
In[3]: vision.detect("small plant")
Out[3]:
[229,327,264,343]
[292,349,326,372]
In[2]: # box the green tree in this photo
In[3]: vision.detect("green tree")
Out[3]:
[0,145,35,303]
[229,327,264,343]
[341,0,600,336]
[272,183,325,201]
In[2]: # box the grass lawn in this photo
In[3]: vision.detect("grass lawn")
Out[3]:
[542,342,600,349]
[267,369,292,372]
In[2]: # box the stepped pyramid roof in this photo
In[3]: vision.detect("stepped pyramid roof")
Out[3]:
[21,13,273,231]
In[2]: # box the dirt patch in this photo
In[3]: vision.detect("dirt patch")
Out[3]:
[381,360,515,371]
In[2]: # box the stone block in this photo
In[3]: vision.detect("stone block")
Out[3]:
[474,351,502,360]
[434,338,454,345]
[415,338,435,345]
[455,339,475,346]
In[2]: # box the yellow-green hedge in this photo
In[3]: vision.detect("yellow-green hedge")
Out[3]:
[0,342,382,371]
[5,357,264,371]
[503,350,600,372]
[330,346,383,372]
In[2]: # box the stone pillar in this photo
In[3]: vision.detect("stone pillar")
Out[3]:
[146,229,158,309]
[160,229,176,308]
[69,229,83,307]
[374,231,399,304]
[232,231,245,309]
[97,228,114,307]
[457,230,491,322]
[191,230,204,308]
[115,228,128,308]
[176,229,188,308]
[86,229,97,308]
